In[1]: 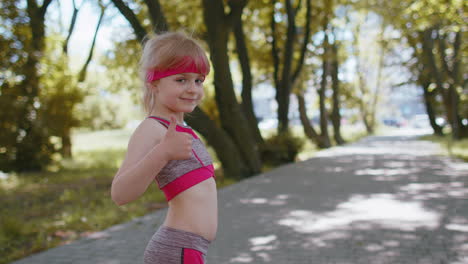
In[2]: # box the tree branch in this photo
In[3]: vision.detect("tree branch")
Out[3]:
[291,0,311,84]
[280,0,297,89]
[226,0,247,28]
[39,0,54,18]
[63,0,79,54]
[110,0,147,43]
[270,0,280,88]
[436,31,453,80]
[294,0,303,15]
[78,3,107,82]
[143,0,168,33]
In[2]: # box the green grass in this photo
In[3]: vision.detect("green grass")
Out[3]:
[0,125,366,263]
[420,134,468,162]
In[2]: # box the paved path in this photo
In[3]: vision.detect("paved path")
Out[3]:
[12,132,468,264]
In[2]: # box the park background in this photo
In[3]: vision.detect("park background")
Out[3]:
[0,0,466,263]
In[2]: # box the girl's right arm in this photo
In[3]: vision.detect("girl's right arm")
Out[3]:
[111,120,168,206]
[111,116,193,206]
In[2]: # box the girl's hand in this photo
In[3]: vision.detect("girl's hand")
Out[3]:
[160,116,193,160]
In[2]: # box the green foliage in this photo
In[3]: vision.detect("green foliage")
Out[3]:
[100,39,141,101]
[0,0,55,172]
[260,131,305,167]
[75,90,136,130]
[40,34,84,135]
[0,3,87,172]
[369,0,466,138]
[159,0,206,34]
[0,129,135,263]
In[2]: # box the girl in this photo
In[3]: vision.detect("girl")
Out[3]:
[111,32,217,264]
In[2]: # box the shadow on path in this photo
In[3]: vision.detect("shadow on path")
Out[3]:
[210,134,468,264]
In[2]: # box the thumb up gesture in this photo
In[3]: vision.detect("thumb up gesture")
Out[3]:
[160,116,193,161]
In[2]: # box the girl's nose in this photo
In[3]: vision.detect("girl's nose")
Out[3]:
[187,82,197,92]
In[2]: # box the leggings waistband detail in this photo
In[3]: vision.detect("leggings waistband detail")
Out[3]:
[152,226,210,255]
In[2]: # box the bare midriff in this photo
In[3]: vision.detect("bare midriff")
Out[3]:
[163,177,218,241]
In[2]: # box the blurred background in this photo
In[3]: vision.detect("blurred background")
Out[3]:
[0,0,466,263]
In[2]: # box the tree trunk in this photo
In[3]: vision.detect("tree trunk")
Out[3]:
[297,93,329,148]
[233,12,264,145]
[270,0,313,134]
[330,40,345,145]
[62,127,72,158]
[351,20,374,135]
[409,31,444,137]
[439,30,464,139]
[318,35,331,147]
[185,108,247,179]
[276,0,296,133]
[420,29,466,139]
[202,0,261,177]
[422,29,455,131]
[369,22,386,130]
[270,2,280,92]
[14,0,53,171]
[420,78,444,136]
[143,0,168,33]
[357,69,372,135]
[361,107,373,134]
[291,0,312,86]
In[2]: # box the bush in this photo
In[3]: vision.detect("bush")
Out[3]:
[260,131,305,167]
[75,90,139,131]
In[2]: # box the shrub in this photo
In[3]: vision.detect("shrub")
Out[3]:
[260,131,305,167]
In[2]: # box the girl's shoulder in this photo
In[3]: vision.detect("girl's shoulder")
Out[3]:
[127,118,167,149]
[116,118,167,177]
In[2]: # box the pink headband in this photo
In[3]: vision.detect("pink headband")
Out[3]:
[146,57,207,83]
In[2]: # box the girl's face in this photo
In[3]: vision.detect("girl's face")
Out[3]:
[153,72,205,114]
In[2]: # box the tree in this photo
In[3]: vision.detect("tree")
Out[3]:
[369,0,467,138]
[351,13,376,134]
[0,0,114,171]
[0,0,55,172]
[295,0,347,148]
[269,0,313,133]
[329,29,346,145]
[110,0,262,178]
[232,2,264,146]
[201,0,262,176]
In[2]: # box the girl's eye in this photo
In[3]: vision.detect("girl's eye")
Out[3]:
[176,79,186,82]
[195,79,204,84]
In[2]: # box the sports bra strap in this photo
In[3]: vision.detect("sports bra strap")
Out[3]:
[147,116,199,139]
[147,116,169,128]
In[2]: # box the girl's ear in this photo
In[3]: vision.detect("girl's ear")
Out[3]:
[147,80,159,93]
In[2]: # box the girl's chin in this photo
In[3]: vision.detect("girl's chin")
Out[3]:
[174,106,198,113]
[167,101,199,113]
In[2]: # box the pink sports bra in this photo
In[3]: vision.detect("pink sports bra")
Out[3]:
[148,116,215,201]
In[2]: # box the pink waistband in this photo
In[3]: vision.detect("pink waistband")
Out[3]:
[160,165,215,201]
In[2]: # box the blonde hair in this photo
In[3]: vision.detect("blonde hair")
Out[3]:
[139,31,210,115]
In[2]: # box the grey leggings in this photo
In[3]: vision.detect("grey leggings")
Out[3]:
[144,226,210,264]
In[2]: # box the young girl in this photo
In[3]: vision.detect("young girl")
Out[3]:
[111,32,217,264]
